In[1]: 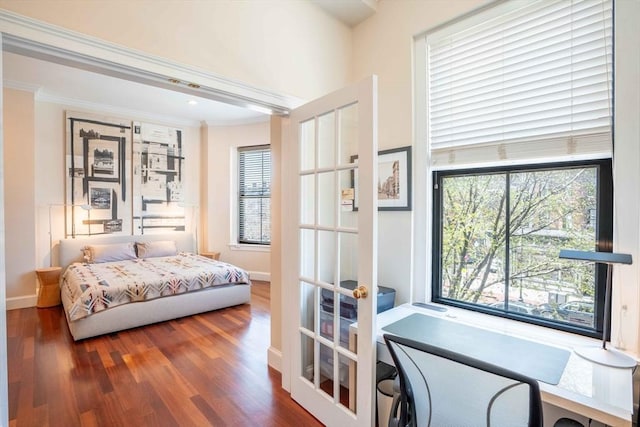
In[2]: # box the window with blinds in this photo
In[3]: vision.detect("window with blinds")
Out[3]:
[238,145,271,245]
[427,0,612,169]
[424,0,615,337]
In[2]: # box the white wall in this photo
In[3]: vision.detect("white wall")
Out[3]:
[269,116,283,368]
[612,0,640,359]
[3,88,36,307]
[0,0,352,101]
[352,0,485,305]
[204,120,271,278]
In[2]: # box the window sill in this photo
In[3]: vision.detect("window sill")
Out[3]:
[228,243,271,253]
[421,302,605,351]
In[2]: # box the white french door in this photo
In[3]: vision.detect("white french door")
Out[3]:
[283,76,378,427]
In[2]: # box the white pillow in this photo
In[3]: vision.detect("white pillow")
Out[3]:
[82,242,137,263]
[136,240,178,259]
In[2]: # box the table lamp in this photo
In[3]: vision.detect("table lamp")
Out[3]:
[559,249,636,368]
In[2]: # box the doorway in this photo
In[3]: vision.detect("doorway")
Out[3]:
[0,19,295,425]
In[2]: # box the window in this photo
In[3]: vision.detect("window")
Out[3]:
[238,145,271,245]
[421,0,613,337]
[433,160,612,337]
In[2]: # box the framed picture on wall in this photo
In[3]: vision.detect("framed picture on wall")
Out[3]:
[350,145,412,211]
[87,137,120,180]
[132,121,186,235]
[66,112,132,237]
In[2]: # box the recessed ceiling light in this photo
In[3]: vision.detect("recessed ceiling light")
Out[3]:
[187,100,198,105]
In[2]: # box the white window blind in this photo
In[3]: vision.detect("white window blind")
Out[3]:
[427,0,612,168]
[238,145,271,245]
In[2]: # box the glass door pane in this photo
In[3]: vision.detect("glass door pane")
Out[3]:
[290,76,377,427]
[298,104,360,416]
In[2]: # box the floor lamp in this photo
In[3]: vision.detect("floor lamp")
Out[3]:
[48,204,59,267]
[81,204,92,236]
[178,203,199,254]
[49,204,93,266]
[559,249,635,368]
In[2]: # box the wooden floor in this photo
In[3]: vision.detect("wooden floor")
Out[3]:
[7,281,324,427]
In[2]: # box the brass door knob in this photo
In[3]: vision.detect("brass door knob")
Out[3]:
[352,285,368,299]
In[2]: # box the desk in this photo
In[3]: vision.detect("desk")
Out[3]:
[375,304,634,427]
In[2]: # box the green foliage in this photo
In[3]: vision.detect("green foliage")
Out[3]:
[440,167,597,305]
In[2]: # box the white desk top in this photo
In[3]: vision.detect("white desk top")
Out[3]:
[375,304,634,426]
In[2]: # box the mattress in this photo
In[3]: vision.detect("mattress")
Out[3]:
[61,252,251,321]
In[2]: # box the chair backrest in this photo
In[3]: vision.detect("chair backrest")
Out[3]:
[383,333,543,427]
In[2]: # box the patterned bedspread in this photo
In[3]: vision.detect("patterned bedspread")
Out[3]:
[61,253,251,321]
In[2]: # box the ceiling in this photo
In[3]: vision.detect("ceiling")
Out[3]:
[312,0,377,27]
[1,1,377,126]
[2,51,268,127]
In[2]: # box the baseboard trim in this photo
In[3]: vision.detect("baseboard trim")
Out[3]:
[7,294,37,310]
[249,271,270,282]
[268,346,282,372]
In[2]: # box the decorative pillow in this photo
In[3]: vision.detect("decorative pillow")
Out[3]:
[82,242,137,263]
[135,240,178,259]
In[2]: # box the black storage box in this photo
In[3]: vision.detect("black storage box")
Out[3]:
[321,280,396,319]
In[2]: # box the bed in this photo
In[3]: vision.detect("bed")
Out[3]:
[58,232,251,341]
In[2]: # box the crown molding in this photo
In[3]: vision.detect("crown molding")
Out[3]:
[205,115,271,127]
[0,10,305,116]
[36,91,201,128]
[2,78,40,94]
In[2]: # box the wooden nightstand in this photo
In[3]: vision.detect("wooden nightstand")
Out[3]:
[200,251,221,261]
[36,267,62,308]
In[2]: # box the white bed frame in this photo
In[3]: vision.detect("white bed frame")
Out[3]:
[58,232,251,341]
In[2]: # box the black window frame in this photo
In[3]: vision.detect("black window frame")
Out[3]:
[238,144,271,245]
[431,159,613,339]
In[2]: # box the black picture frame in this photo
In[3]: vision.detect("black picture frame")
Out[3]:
[350,145,412,211]
[67,116,131,236]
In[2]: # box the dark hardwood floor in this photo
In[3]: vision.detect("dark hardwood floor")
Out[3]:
[7,281,323,427]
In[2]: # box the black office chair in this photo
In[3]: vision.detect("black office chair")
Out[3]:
[383,333,543,427]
